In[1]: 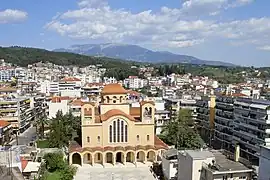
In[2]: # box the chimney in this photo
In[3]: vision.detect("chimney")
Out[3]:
[234,145,240,162]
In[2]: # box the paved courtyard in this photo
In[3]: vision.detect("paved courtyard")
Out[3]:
[74,164,157,180]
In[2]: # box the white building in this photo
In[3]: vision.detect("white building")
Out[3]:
[178,150,253,180]
[162,149,178,180]
[123,76,144,89]
[48,96,70,118]
[258,146,270,180]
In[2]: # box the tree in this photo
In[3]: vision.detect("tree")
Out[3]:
[48,111,80,148]
[159,109,203,150]
[59,166,77,180]
[36,115,48,139]
[48,111,70,148]
[43,153,65,172]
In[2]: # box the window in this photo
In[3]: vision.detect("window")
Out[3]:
[117,119,120,142]
[87,154,91,161]
[147,135,150,141]
[97,136,100,143]
[87,136,90,143]
[121,121,124,142]
[109,125,112,142]
[109,119,128,143]
[113,121,116,142]
[125,125,128,142]
[137,135,140,141]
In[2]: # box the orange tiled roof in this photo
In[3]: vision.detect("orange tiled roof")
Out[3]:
[101,83,127,95]
[0,120,11,127]
[85,82,104,87]
[97,109,136,122]
[20,157,28,171]
[154,135,169,149]
[130,107,140,116]
[140,101,155,106]
[127,90,140,96]
[51,96,71,103]
[0,87,17,92]
[60,77,81,82]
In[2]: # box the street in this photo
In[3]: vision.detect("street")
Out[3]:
[10,126,37,146]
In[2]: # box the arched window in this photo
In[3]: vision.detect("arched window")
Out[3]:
[120,96,123,103]
[117,119,120,142]
[97,136,100,143]
[106,96,110,103]
[149,107,152,115]
[87,136,90,143]
[137,135,140,141]
[147,135,150,141]
[109,125,112,143]
[109,119,128,143]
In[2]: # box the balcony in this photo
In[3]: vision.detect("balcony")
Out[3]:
[216,103,234,112]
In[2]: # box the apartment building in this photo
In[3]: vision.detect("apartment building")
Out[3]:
[0,97,34,133]
[123,76,144,89]
[178,149,253,180]
[196,96,215,145]
[48,96,71,118]
[233,97,270,165]
[0,120,12,145]
[258,146,270,180]
[214,95,234,151]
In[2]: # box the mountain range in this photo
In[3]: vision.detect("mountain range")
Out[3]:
[54,43,234,66]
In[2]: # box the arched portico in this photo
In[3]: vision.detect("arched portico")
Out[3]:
[116,151,125,164]
[147,150,156,162]
[94,152,103,165]
[126,151,135,163]
[136,151,145,163]
[105,152,114,164]
[71,153,82,165]
[83,152,92,165]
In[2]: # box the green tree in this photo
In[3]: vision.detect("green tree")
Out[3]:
[59,166,77,180]
[48,111,70,148]
[36,115,48,139]
[43,153,65,172]
[159,109,203,150]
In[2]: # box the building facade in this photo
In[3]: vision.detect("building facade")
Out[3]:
[258,146,270,180]
[233,98,270,165]
[69,84,168,167]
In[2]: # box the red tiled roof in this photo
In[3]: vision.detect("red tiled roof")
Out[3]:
[101,84,127,95]
[51,96,71,103]
[20,157,28,171]
[60,77,81,82]
[140,101,155,106]
[130,107,140,116]
[0,120,11,128]
[154,135,169,149]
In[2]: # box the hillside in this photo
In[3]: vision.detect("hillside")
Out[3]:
[0,46,139,68]
[54,43,234,66]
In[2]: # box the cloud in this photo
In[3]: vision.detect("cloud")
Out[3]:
[257,46,270,51]
[0,9,28,24]
[46,0,261,49]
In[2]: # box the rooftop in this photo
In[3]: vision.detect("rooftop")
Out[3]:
[101,83,127,95]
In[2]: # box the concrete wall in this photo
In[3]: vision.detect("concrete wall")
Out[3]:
[162,158,177,180]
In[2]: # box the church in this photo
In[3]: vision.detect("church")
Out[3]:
[69,83,168,167]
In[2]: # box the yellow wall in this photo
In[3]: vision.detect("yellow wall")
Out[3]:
[209,96,216,130]
[82,115,155,148]
[100,104,130,115]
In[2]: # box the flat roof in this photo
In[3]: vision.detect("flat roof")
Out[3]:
[186,150,214,160]
[211,151,252,173]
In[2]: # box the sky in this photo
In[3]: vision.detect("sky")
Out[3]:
[1,0,270,67]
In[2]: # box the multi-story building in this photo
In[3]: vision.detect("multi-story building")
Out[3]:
[69,83,168,167]
[196,96,215,145]
[0,97,34,133]
[59,77,82,97]
[178,149,253,180]
[48,96,71,118]
[233,97,270,165]
[123,76,144,89]
[258,146,270,180]
[214,95,234,151]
